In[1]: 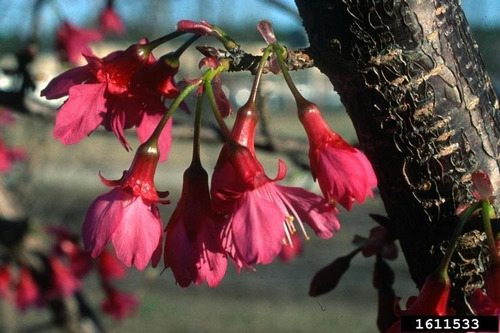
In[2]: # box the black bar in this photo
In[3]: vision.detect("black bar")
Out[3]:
[400,316,498,332]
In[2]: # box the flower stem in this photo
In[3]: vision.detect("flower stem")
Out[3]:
[204,65,232,141]
[482,200,500,264]
[147,79,203,143]
[272,44,307,105]
[146,30,186,52]
[438,201,482,273]
[170,35,200,59]
[247,46,273,105]
[191,92,204,163]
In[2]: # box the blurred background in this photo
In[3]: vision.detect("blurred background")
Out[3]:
[0,1,499,332]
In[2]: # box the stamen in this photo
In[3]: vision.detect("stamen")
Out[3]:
[283,221,293,247]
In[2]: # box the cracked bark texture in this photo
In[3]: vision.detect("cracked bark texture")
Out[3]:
[295,0,500,314]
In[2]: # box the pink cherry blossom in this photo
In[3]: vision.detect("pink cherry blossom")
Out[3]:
[99,7,126,35]
[97,249,126,281]
[298,101,377,210]
[0,138,25,173]
[211,103,340,267]
[41,42,176,161]
[387,272,451,332]
[82,140,169,270]
[0,266,12,300]
[46,256,81,299]
[101,284,139,320]
[55,21,102,66]
[164,160,227,287]
[48,226,92,278]
[15,267,39,311]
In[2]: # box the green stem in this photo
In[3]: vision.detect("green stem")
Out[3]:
[247,46,273,104]
[204,66,232,141]
[192,92,204,163]
[147,79,203,143]
[146,30,186,52]
[170,35,200,59]
[482,200,500,263]
[438,201,482,272]
[272,44,307,104]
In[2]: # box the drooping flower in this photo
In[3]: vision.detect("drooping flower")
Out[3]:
[101,284,139,320]
[15,267,39,311]
[471,265,500,315]
[361,225,398,260]
[41,41,176,161]
[297,100,377,210]
[48,226,92,278]
[46,256,81,299]
[98,6,126,35]
[211,102,340,268]
[164,159,227,287]
[0,266,12,300]
[82,139,169,270]
[387,270,451,332]
[97,248,126,281]
[0,138,25,173]
[471,169,494,201]
[55,20,102,66]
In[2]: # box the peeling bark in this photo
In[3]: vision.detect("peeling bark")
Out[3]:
[295,0,500,314]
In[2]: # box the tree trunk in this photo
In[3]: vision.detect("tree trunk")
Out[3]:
[295,0,500,314]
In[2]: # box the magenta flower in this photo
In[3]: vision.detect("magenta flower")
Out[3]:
[0,138,25,173]
[97,249,127,281]
[46,256,81,299]
[55,20,102,66]
[48,226,92,278]
[15,267,39,311]
[101,284,139,320]
[211,103,340,267]
[0,266,12,300]
[41,42,176,161]
[471,266,500,320]
[98,7,126,35]
[164,160,227,287]
[361,226,398,260]
[82,140,169,270]
[387,271,451,332]
[298,101,377,210]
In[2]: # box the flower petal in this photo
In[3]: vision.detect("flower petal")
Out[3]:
[110,197,163,270]
[82,188,123,258]
[275,185,340,239]
[41,65,95,99]
[53,83,107,144]
[231,191,285,265]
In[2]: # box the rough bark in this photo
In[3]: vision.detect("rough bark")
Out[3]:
[295,0,500,314]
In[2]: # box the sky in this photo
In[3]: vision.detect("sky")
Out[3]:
[0,0,499,41]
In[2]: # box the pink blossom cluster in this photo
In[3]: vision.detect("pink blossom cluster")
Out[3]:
[0,226,137,320]
[41,20,378,288]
